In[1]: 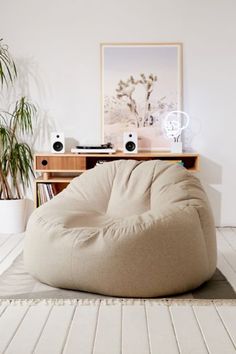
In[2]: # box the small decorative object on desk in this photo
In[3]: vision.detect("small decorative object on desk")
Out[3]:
[71,142,116,154]
[163,110,190,153]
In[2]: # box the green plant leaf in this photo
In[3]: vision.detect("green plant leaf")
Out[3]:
[0,39,17,86]
[12,97,36,135]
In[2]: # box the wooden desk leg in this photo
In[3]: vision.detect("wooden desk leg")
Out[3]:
[42,172,51,180]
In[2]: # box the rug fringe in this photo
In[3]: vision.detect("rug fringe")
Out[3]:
[1,298,236,306]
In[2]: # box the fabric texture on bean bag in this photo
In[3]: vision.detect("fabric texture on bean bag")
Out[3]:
[24,160,217,297]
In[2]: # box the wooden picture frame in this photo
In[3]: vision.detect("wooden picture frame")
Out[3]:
[101,43,183,151]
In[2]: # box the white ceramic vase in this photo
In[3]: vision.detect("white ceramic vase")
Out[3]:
[0,199,26,234]
[171,142,183,153]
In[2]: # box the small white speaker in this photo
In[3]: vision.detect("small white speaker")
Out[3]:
[123,132,138,153]
[50,132,65,153]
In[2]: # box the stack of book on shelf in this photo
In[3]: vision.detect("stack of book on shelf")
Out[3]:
[37,184,56,206]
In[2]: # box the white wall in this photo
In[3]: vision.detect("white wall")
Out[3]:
[1,0,236,226]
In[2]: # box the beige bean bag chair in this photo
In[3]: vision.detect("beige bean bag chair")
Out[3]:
[24,160,216,297]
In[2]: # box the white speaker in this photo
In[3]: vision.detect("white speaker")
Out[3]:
[123,132,138,153]
[50,132,65,153]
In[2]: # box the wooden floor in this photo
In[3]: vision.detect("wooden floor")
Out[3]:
[0,228,236,354]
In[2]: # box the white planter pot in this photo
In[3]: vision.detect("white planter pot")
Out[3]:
[0,199,26,234]
[171,142,183,153]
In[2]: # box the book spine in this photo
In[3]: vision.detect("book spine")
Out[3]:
[38,183,57,206]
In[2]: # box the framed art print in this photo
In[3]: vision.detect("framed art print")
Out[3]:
[101,43,182,151]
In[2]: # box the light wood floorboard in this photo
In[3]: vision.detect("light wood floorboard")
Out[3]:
[0,233,24,275]
[0,300,235,354]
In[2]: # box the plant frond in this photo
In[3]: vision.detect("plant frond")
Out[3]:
[8,142,34,189]
[12,97,37,135]
[0,39,17,86]
[0,126,11,154]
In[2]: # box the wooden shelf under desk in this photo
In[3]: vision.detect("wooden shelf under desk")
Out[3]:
[35,176,76,183]
[34,152,200,207]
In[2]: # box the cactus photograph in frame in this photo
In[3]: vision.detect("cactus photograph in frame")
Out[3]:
[101,43,182,151]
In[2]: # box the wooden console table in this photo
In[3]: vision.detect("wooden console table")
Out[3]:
[34,152,199,207]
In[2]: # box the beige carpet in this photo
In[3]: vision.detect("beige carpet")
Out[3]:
[0,253,235,300]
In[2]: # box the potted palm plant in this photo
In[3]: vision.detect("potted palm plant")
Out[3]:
[0,39,37,233]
